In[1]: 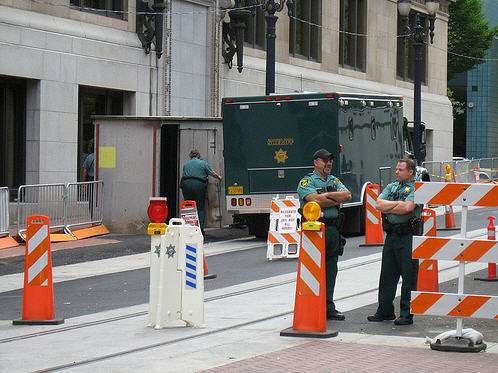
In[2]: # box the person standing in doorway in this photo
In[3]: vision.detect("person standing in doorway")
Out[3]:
[82,139,95,218]
[180,149,222,231]
[82,139,95,182]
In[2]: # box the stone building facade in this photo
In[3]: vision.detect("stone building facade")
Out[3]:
[1,0,453,195]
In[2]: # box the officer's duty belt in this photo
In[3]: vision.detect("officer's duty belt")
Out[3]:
[382,221,412,235]
[318,217,341,228]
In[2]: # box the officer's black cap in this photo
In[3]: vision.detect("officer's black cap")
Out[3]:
[313,149,334,160]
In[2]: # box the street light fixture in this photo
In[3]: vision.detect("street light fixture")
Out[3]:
[260,0,293,95]
[220,1,293,95]
[398,0,439,165]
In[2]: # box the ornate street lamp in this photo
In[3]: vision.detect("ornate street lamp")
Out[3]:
[398,0,439,165]
[260,0,293,95]
[136,0,166,59]
[220,1,293,94]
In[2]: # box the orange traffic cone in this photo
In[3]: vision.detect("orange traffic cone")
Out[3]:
[360,184,384,247]
[438,165,458,231]
[281,220,338,338]
[13,215,63,325]
[180,201,216,279]
[417,209,439,292]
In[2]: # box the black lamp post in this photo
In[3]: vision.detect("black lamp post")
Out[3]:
[221,1,293,95]
[398,0,439,166]
[260,0,293,95]
[136,0,166,59]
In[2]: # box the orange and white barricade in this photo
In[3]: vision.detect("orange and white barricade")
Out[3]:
[180,200,216,279]
[417,208,439,292]
[13,215,63,325]
[267,196,301,260]
[411,181,498,352]
[360,184,383,247]
[281,202,338,338]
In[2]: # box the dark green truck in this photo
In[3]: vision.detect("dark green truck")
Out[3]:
[222,92,415,237]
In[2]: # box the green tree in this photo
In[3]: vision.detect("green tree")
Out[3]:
[447,0,497,80]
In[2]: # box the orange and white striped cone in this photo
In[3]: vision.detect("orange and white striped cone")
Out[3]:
[437,168,459,231]
[417,209,439,292]
[180,200,216,280]
[281,220,338,338]
[360,184,384,247]
[474,216,498,282]
[13,215,63,325]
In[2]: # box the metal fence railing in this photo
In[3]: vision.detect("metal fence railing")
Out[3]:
[65,181,104,231]
[0,187,9,237]
[17,183,66,238]
[422,158,498,183]
[17,181,104,238]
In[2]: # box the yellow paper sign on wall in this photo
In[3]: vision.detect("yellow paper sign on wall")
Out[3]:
[99,146,116,168]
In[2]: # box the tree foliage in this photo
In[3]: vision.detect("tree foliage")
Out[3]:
[447,0,497,80]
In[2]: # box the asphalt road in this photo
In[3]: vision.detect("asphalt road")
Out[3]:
[1,207,497,342]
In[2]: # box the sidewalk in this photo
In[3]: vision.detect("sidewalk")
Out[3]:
[1,250,496,372]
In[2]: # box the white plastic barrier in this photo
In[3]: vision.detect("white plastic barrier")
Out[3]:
[148,218,204,329]
[266,196,301,260]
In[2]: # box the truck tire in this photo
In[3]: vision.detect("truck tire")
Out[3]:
[245,214,270,239]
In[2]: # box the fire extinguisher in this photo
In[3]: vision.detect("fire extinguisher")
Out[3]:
[487,216,496,279]
[488,216,496,240]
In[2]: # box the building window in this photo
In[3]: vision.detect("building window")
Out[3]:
[397,12,427,83]
[289,0,321,61]
[78,87,124,181]
[245,5,266,50]
[339,0,367,72]
[70,0,126,19]
[0,77,26,196]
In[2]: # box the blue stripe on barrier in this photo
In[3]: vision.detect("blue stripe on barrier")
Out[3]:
[186,254,196,262]
[186,271,196,279]
[186,245,197,254]
[186,262,196,271]
[186,280,196,288]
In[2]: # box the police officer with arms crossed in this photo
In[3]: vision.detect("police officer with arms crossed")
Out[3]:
[297,149,352,320]
[367,158,422,325]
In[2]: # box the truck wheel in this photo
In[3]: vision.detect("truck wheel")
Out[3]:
[245,214,270,239]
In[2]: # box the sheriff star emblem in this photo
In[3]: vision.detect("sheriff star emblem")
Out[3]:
[274,148,288,164]
[166,244,176,258]
[405,187,410,193]
[154,245,161,258]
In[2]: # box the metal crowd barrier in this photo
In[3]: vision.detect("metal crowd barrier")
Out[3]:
[0,187,9,237]
[65,181,104,231]
[422,157,498,182]
[17,181,104,238]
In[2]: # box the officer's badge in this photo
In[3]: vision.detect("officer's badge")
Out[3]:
[300,179,309,187]
[333,180,338,186]
[405,187,410,193]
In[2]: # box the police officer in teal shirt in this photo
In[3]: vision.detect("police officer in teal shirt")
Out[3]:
[368,158,422,325]
[297,149,352,321]
[180,149,222,230]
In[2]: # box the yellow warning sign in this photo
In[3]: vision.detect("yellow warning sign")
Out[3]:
[99,147,116,168]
